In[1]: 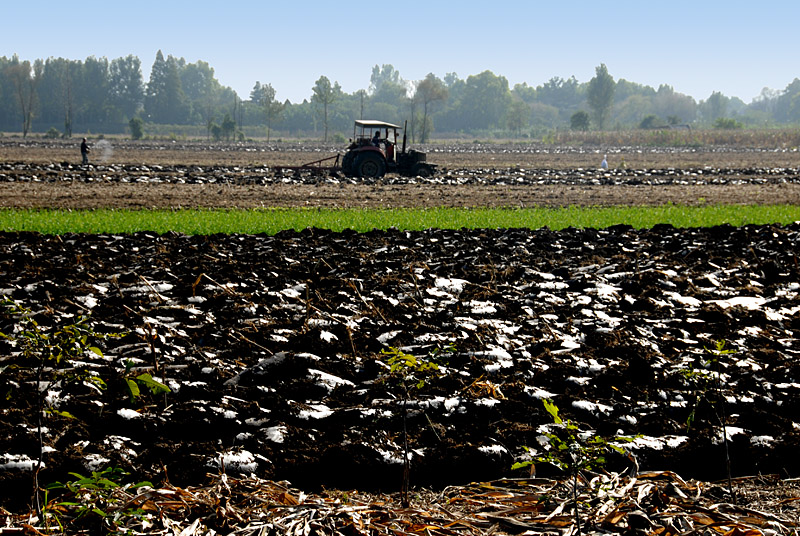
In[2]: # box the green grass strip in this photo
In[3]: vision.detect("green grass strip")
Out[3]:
[1,205,799,235]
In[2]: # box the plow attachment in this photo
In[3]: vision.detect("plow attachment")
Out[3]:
[274,154,341,174]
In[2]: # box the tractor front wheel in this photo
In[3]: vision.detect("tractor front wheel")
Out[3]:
[355,152,386,178]
[412,163,433,178]
[341,152,355,176]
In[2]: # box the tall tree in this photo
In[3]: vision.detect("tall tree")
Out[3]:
[181,60,220,125]
[460,70,511,130]
[701,91,728,123]
[652,84,696,125]
[355,89,367,119]
[370,64,401,94]
[6,56,41,137]
[507,98,529,136]
[535,76,582,111]
[414,73,448,142]
[145,51,190,124]
[59,60,75,136]
[80,56,110,126]
[253,82,284,142]
[367,64,407,124]
[587,64,615,130]
[109,55,144,122]
[39,57,78,136]
[311,75,339,141]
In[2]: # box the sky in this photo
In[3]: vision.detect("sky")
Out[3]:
[4,1,799,105]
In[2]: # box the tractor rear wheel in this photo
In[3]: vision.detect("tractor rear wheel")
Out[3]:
[355,152,386,178]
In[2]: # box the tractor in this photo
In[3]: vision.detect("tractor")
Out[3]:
[340,120,436,178]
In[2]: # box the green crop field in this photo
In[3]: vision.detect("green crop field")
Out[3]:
[1,205,799,235]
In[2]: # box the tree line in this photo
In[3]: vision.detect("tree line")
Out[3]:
[1,52,799,141]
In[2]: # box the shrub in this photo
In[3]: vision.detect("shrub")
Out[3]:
[570,111,590,131]
[128,117,144,140]
[713,117,743,130]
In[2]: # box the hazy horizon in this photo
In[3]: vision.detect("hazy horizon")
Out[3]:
[5,0,798,104]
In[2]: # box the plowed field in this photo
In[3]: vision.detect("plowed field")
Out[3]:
[2,139,800,532]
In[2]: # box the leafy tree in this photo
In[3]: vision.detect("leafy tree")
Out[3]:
[413,73,448,143]
[355,89,367,119]
[460,70,511,130]
[613,94,653,127]
[210,121,222,141]
[507,98,529,136]
[181,60,221,126]
[109,55,144,121]
[587,63,615,129]
[80,56,111,126]
[614,78,655,103]
[311,75,340,141]
[772,79,800,123]
[144,51,190,124]
[252,82,284,142]
[38,58,78,137]
[370,64,402,94]
[367,65,407,125]
[528,102,561,132]
[652,85,696,125]
[512,82,537,103]
[536,76,583,114]
[221,112,236,141]
[700,91,728,124]
[570,110,590,131]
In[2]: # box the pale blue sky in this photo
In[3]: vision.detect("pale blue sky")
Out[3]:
[5,1,798,104]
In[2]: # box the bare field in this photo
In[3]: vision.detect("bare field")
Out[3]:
[1,139,800,209]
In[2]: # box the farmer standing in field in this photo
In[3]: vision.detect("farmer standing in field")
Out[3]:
[80,137,90,164]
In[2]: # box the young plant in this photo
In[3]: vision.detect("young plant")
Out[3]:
[46,467,152,533]
[513,399,633,535]
[123,359,171,402]
[380,346,445,507]
[682,339,736,501]
[0,299,114,516]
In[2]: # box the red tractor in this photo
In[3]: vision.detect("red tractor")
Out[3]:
[340,120,436,178]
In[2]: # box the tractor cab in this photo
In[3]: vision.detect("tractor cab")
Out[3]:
[341,119,435,179]
[351,119,401,162]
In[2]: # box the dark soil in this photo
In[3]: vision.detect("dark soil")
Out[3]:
[2,140,800,521]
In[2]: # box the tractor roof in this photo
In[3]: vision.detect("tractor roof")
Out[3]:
[355,120,402,129]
